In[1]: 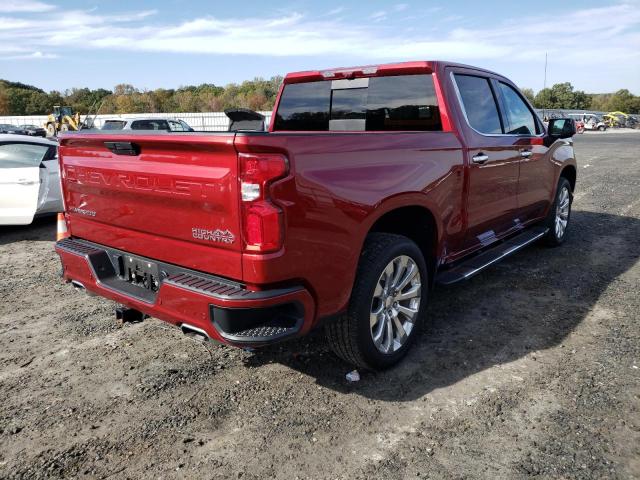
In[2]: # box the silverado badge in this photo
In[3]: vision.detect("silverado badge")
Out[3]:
[192,228,236,244]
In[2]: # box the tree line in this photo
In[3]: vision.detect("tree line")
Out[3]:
[0,78,638,116]
[521,83,639,113]
[0,77,282,116]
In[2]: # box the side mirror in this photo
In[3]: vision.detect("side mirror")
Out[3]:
[544,118,576,147]
[548,118,576,138]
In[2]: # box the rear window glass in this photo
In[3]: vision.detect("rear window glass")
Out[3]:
[102,120,126,130]
[274,74,441,132]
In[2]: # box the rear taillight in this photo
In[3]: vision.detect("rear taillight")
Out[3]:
[239,152,288,253]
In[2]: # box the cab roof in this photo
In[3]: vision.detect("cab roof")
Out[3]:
[283,60,503,84]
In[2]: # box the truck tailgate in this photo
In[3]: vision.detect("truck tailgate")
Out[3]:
[59,133,243,280]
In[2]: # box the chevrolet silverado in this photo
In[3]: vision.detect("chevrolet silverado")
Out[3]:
[55,61,577,369]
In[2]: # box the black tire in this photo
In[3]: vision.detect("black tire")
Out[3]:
[543,177,573,247]
[598,125,606,131]
[325,233,428,370]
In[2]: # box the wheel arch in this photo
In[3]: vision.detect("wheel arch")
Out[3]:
[361,196,442,288]
[560,164,577,192]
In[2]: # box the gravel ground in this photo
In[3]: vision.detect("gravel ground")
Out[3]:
[1,132,639,479]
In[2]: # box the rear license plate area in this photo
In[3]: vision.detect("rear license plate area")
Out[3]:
[118,254,160,292]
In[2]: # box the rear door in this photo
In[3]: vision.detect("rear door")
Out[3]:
[450,71,520,251]
[0,141,49,225]
[59,133,243,279]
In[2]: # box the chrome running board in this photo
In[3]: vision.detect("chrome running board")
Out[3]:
[436,226,548,286]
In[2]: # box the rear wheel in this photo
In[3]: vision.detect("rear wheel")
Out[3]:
[543,177,573,246]
[46,123,56,137]
[325,233,428,370]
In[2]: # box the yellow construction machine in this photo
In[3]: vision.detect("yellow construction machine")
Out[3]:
[44,106,82,137]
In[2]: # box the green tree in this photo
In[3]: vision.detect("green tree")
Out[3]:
[533,82,591,109]
[0,88,9,115]
[521,88,535,105]
[609,89,636,113]
[25,91,51,114]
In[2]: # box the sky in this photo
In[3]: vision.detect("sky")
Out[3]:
[1,0,639,94]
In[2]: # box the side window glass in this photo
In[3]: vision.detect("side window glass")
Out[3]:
[132,120,169,130]
[0,143,49,168]
[454,74,503,134]
[168,121,184,132]
[498,82,538,135]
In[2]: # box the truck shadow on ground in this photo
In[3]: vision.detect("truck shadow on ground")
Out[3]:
[0,216,56,246]
[244,210,640,401]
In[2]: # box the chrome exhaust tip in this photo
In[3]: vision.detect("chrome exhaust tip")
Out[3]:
[70,280,96,296]
[180,324,210,342]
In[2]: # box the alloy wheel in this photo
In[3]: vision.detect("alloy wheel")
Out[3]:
[555,186,570,239]
[370,255,421,354]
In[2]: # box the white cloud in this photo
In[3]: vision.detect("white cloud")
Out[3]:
[394,4,409,12]
[0,51,58,60]
[325,7,345,16]
[0,2,639,89]
[0,0,55,13]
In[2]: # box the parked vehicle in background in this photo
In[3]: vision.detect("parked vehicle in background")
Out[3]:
[101,118,194,132]
[0,135,61,225]
[21,124,48,137]
[603,111,635,128]
[0,124,28,135]
[568,113,607,131]
[55,61,577,370]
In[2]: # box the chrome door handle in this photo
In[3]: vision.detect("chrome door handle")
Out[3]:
[472,153,489,164]
[520,150,532,158]
[17,179,39,185]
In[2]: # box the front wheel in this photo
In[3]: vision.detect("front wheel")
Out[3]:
[325,233,428,370]
[543,177,573,246]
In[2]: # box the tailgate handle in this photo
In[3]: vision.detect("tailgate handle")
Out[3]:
[104,141,140,156]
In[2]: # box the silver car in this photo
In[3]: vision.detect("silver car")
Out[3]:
[0,134,62,225]
[101,118,194,132]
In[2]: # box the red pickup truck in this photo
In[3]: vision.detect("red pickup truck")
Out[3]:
[55,61,577,370]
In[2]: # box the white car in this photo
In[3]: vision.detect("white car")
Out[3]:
[101,118,194,132]
[0,134,61,225]
[568,113,607,131]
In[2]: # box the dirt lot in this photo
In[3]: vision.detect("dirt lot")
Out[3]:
[1,132,639,479]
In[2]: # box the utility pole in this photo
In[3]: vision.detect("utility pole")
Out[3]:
[543,52,548,120]
[544,52,548,91]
